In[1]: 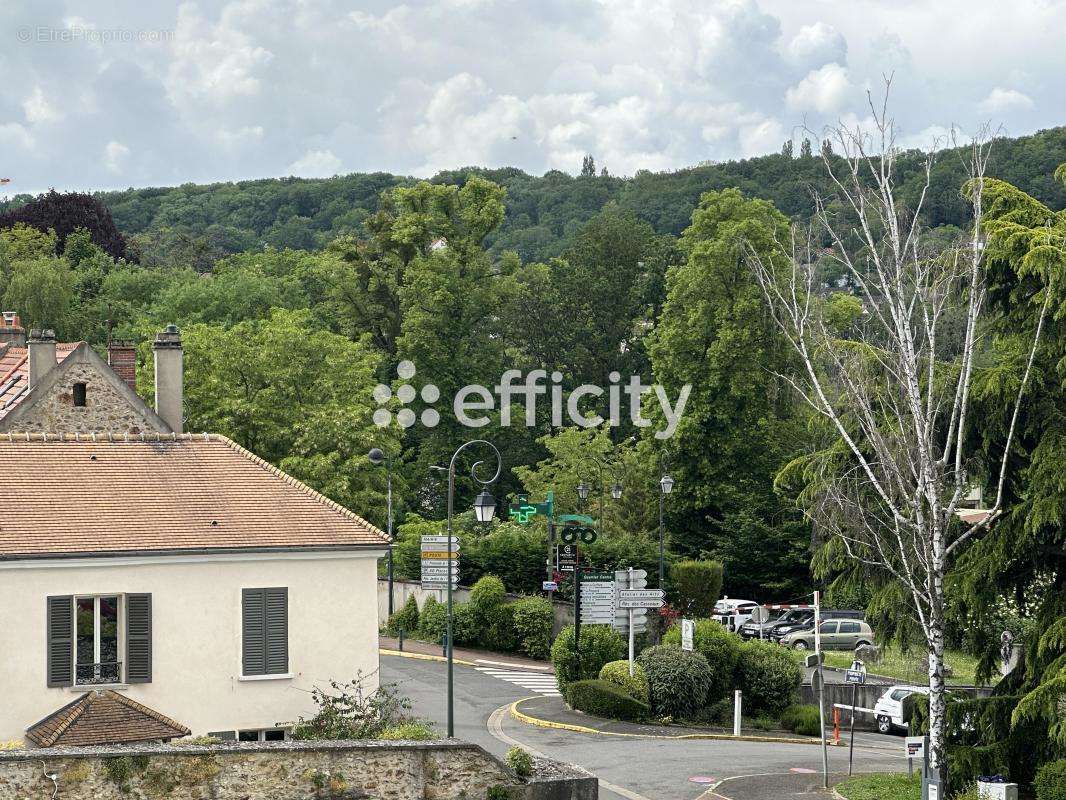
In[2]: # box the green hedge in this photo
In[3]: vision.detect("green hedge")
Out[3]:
[418,595,447,642]
[1035,759,1066,800]
[637,645,713,719]
[779,704,821,737]
[551,625,626,691]
[670,560,723,618]
[662,619,741,703]
[564,679,649,722]
[511,596,554,659]
[736,640,802,715]
[599,660,649,703]
[386,595,420,637]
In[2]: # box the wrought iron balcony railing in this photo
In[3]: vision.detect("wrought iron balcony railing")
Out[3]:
[75,661,122,685]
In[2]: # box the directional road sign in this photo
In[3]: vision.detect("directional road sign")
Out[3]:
[617,588,665,609]
[420,536,460,545]
[421,550,459,560]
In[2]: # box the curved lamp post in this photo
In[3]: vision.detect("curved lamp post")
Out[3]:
[435,439,502,737]
[578,448,629,534]
[367,447,394,616]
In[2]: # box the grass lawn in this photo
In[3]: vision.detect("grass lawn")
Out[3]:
[836,773,919,800]
[790,644,987,686]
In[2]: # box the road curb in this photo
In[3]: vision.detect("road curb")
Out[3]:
[508,697,843,745]
[379,647,477,667]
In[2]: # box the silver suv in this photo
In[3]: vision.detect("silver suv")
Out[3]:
[780,619,874,651]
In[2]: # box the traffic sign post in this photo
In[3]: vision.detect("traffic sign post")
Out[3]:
[421,534,459,592]
[681,618,694,652]
[846,660,866,775]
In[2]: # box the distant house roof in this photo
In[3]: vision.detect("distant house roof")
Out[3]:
[0,433,390,560]
[0,341,79,421]
[26,690,190,747]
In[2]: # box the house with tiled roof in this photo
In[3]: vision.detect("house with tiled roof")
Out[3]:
[0,316,390,745]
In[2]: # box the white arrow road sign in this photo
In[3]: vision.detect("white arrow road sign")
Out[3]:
[420,558,459,567]
[619,589,664,601]
[421,536,460,545]
[618,598,665,609]
[421,542,461,551]
[615,569,648,581]
[420,567,460,576]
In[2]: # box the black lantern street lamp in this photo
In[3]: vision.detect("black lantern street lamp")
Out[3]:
[611,482,623,501]
[658,457,673,588]
[368,447,395,616]
[473,489,497,524]
[576,481,591,502]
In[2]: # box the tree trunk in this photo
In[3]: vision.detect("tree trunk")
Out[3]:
[927,584,948,787]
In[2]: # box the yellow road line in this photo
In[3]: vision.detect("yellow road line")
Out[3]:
[379,647,477,667]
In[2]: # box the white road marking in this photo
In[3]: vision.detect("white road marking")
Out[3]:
[476,667,562,696]
[475,657,553,671]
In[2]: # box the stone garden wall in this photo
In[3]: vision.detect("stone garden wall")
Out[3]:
[0,739,596,800]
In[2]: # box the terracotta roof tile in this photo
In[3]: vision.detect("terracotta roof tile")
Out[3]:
[0,433,390,559]
[26,690,190,747]
[0,342,78,420]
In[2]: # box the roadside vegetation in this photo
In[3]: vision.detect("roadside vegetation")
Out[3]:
[789,645,984,687]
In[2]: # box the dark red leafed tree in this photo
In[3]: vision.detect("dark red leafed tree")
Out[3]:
[0,190,127,260]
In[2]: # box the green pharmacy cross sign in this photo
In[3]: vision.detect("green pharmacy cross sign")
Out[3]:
[508,492,554,524]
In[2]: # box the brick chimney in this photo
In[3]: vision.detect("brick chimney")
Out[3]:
[152,324,183,433]
[0,312,26,347]
[27,329,57,388]
[107,340,137,393]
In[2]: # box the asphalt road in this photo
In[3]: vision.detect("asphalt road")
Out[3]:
[381,654,907,800]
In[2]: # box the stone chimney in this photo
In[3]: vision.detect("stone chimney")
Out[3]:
[27,329,58,388]
[152,324,183,433]
[107,340,137,393]
[0,312,26,347]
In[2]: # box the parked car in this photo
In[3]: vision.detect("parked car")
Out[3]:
[873,685,928,734]
[712,598,760,632]
[780,619,874,651]
[769,609,866,641]
[740,608,793,639]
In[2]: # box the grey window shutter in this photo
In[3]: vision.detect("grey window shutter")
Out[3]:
[264,588,288,675]
[126,594,152,683]
[47,595,74,687]
[242,589,266,676]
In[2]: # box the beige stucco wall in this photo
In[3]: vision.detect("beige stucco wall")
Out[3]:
[0,551,383,742]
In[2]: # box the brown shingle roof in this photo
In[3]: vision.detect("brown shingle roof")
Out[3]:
[0,342,78,420]
[25,690,190,747]
[0,433,389,559]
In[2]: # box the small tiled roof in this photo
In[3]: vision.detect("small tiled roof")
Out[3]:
[0,341,79,420]
[0,433,390,559]
[26,690,190,747]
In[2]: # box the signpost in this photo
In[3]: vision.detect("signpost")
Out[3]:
[845,660,866,775]
[557,543,578,573]
[681,618,694,652]
[421,535,459,591]
[542,580,558,591]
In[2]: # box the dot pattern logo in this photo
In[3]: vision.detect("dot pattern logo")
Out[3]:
[373,360,440,428]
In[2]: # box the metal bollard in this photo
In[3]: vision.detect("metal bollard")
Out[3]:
[398,628,404,652]
[734,690,742,736]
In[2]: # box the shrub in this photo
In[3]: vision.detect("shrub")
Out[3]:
[418,595,447,642]
[736,640,802,715]
[564,679,650,722]
[386,595,419,637]
[670,560,724,618]
[469,575,507,616]
[663,618,742,703]
[450,603,481,646]
[378,721,436,741]
[1035,759,1066,800]
[637,645,714,719]
[598,660,649,703]
[505,746,534,778]
[511,596,554,659]
[780,704,821,737]
[291,673,413,740]
[551,625,626,690]
[483,603,519,651]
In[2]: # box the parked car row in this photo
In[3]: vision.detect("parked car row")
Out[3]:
[714,599,872,651]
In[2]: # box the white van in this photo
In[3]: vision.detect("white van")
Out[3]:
[873,685,928,734]
[712,598,760,632]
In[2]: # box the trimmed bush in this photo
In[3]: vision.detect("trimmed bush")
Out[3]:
[780,704,821,736]
[598,660,649,703]
[1035,759,1066,800]
[670,560,723,618]
[663,618,741,703]
[737,640,802,715]
[564,679,650,722]
[637,645,713,719]
[386,595,419,637]
[551,624,626,690]
[450,603,481,646]
[418,595,447,642]
[483,603,519,651]
[469,575,507,614]
[511,596,554,660]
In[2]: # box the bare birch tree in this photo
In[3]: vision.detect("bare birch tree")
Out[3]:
[745,89,1052,782]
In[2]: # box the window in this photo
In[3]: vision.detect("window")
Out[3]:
[72,382,87,407]
[242,588,288,676]
[47,594,151,688]
[818,621,838,634]
[238,728,286,742]
[208,731,237,741]
[890,689,911,702]
[839,622,861,634]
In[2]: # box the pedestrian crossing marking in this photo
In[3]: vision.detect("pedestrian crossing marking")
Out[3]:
[476,667,561,696]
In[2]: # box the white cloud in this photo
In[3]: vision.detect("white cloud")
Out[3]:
[978,88,1034,115]
[103,141,130,173]
[286,149,342,177]
[786,22,847,67]
[786,63,854,115]
[23,87,62,124]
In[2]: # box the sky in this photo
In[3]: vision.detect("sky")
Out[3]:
[2,0,1063,195]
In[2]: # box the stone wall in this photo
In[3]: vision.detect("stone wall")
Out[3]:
[0,740,596,800]
[0,359,165,435]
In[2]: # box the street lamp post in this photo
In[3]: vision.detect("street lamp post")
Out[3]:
[578,456,625,534]
[368,448,395,616]
[438,439,501,738]
[658,457,674,588]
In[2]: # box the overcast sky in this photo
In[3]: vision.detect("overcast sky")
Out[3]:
[2,0,1063,195]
